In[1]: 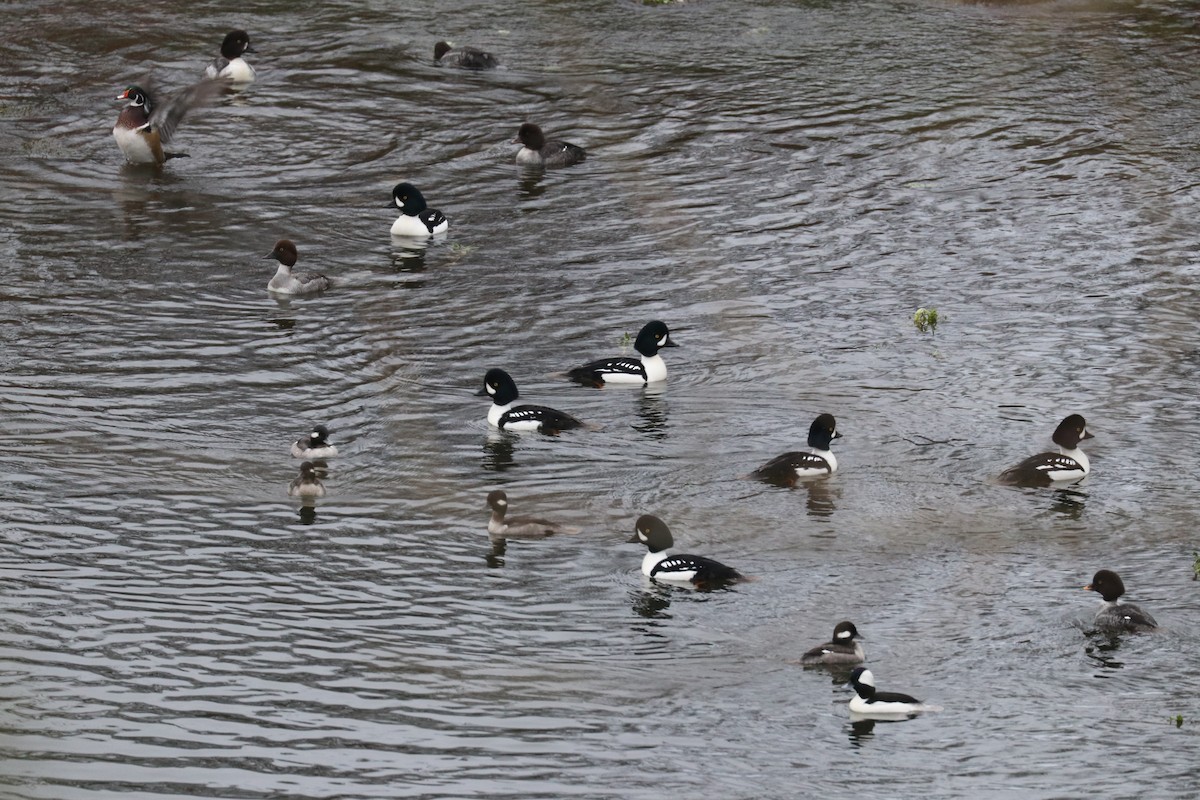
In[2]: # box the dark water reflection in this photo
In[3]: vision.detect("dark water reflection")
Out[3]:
[2,0,1200,797]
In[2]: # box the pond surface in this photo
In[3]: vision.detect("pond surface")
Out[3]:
[2,0,1199,797]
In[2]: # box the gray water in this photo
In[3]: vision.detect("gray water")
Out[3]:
[2,0,1200,797]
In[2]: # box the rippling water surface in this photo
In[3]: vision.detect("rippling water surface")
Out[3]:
[3,0,1200,797]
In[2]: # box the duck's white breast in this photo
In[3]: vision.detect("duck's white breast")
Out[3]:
[220,58,256,83]
[391,215,433,237]
[112,126,156,164]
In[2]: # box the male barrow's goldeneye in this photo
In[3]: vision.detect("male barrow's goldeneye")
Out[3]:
[751,413,841,486]
[112,81,220,165]
[1084,569,1158,633]
[291,425,338,459]
[999,414,1093,486]
[434,41,499,70]
[264,240,330,295]
[801,621,865,665]
[477,368,584,434]
[388,182,448,237]
[288,461,325,498]
[205,30,256,83]
[567,321,676,387]
[513,123,586,168]
[628,514,748,589]
[848,668,928,717]
[486,490,582,541]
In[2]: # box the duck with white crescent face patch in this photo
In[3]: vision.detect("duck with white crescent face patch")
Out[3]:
[477,369,584,434]
[628,514,747,589]
[567,321,677,387]
[389,183,448,237]
[999,414,1093,486]
[752,413,841,486]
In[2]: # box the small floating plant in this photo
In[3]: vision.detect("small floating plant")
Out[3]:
[913,307,940,334]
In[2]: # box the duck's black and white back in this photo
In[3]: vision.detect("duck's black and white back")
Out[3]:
[567,321,677,387]
[477,368,584,434]
[292,425,338,459]
[265,240,330,295]
[1084,569,1158,633]
[628,514,746,589]
[752,413,841,486]
[513,123,586,168]
[434,41,499,70]
[801,621,865,665]
[486,490,582,540]
[1000,414,1093,486]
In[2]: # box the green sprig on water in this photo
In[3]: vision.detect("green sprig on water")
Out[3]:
[913,307,940,334]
